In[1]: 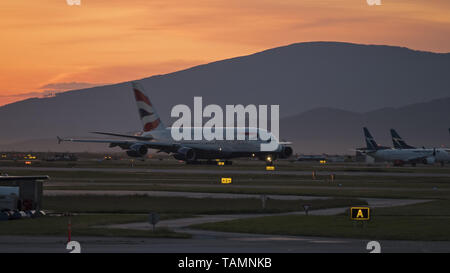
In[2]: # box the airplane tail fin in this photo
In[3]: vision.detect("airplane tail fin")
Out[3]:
[390,129,415,149]
[364,127,379,151]
[131,82,165,133]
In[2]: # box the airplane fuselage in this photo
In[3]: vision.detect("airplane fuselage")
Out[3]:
[367,148,450,164]
[141,127,290,160]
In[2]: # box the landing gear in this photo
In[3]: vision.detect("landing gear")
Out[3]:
[393,160,405,167]
[185,160,199,165]
[187,160,233,165]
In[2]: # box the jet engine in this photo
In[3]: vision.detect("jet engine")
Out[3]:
[423,156,436,165]
[279,146,293,159]
[173,147,196,162]
[423,148,437,164]
[126,144,148,157]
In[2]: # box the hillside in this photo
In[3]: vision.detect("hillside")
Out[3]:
[1,41,449,153]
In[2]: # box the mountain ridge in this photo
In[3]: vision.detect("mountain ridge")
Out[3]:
[1,41,449,153]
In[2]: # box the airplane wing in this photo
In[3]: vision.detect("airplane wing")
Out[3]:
[90,131,154,141]
[57,137,223,154]
[57,136,179,153]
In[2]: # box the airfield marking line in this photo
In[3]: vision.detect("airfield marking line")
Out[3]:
[44,189,330,200]
[2,234,450,253]
[43,189,431,206]
[179,229,351,245]
[3,166,450,177]
[44,182,450,192]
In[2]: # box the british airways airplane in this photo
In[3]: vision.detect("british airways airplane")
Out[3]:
[58,82,293,165]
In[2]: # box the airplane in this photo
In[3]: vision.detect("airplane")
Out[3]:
[358,127,446,166]
[389,128,450,166]
[58,82,293,165]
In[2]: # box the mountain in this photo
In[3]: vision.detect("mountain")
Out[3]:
[0,41,449,152]
[281,97,450,154]
[2,97,449,154]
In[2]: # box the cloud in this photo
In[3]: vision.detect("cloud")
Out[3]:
[38,82,104,91]
[45,60,204,84]
[0,91,44,98]
[0,82,107,103]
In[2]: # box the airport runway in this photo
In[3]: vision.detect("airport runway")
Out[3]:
[45,189,430,206]
[1,166,445,253]
[45,181,450,193]
[3,166,450,177]
[1,232,449,253]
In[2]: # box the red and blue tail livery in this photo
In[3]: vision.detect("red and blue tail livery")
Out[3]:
[132,82,164,132]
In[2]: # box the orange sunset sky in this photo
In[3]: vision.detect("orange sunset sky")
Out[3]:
[1,0,449,106]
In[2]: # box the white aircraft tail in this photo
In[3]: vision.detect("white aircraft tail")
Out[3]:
[132,82,165,133]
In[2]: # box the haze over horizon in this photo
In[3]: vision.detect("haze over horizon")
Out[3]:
[1,41,449,154]
[1,0,450,106]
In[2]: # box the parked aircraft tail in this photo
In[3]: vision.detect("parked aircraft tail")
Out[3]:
[364,127,380,151]
[390,129,415,149]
